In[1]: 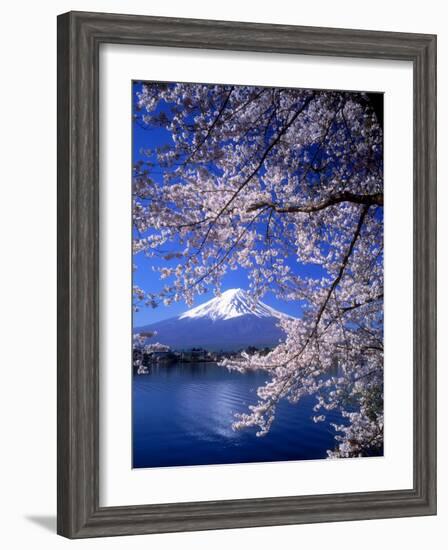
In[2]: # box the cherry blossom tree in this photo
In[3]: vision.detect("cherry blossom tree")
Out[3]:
[133,82,384,458]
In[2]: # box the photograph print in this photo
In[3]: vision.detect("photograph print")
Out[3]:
[132,81,384,469]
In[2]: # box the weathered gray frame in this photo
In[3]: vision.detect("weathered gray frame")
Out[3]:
[57,11,437,538]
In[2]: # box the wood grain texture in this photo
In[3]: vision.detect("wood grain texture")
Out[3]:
[57,11,437,538]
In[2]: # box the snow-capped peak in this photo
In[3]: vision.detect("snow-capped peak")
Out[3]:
[179,288,290,321]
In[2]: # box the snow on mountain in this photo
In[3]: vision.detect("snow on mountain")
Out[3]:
[179,288,288,321]
[135,288,294,351]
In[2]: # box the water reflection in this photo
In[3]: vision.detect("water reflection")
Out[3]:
[133,362,341,468]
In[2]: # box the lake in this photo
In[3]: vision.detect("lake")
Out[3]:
[133,362,342,468]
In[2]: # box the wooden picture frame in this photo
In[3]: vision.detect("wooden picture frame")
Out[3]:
[57,11,437,538]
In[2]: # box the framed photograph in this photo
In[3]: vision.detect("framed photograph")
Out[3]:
[57,11,437,538]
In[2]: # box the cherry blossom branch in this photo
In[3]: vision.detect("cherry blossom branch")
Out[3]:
[182,86,234,165]
[247,192,383,214]
[197,92,316,250]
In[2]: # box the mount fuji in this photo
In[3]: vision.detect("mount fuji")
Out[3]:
[135,288,293,351]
